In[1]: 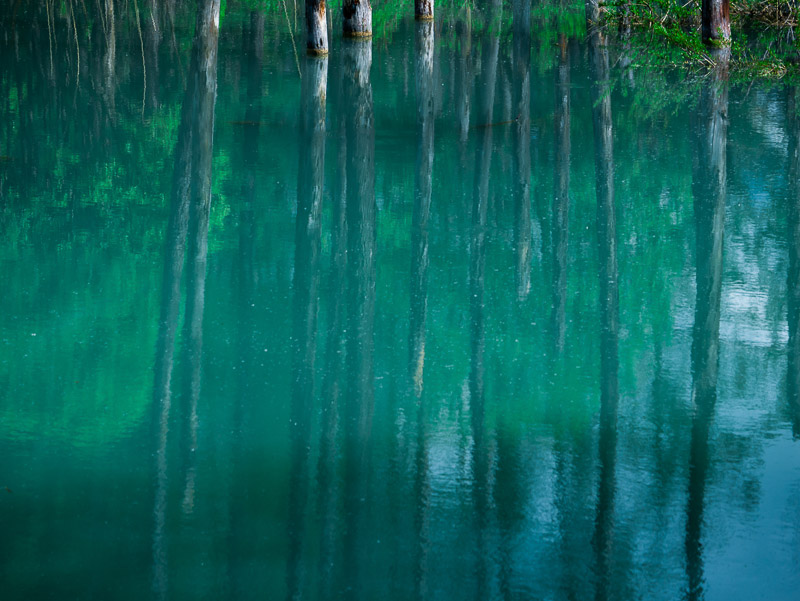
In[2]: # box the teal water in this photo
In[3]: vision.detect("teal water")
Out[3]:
[2,2,800,600]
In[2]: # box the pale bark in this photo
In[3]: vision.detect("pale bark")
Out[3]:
[306,0,328,54]
[343,0,372,37]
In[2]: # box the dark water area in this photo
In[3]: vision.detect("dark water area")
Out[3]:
[2,1,800,600]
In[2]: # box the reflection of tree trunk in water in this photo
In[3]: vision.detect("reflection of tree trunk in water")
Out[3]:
[455,15,471,146]
[410,19,434,600]
[492,10,531,596]
[787,89,800,435]
[552,34,570,353]
[470,3,500,598]
[150,1,221,597]
[587,18,619,601]
[410,19,434,401]
[454,15,472,212]
[179,0,221,517]
[342,38,375,600]
[316,49,349,601]
[286,55,327,601]
[145,0,161,110]
[685,50,727,601]
[102,0,116,111]
[513,0,531,301]
[229,8,264,582]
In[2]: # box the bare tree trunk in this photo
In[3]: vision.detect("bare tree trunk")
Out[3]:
[702,0,730,44]
[343,0,371,37]
[306,0,328,54]
[415,0,433,20]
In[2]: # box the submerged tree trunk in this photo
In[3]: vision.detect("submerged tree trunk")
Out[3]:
[685,50,727,601]
[306,0,328,54]
[343,0,371,37]
[587,17,619,601]
[702,0,730,45]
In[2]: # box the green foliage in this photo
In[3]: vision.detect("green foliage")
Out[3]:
[603,0,800,78]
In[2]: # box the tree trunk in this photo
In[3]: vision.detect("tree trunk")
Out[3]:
[702,0,730,44]
[415,0,433,20]
[343,0,371,37]
[306,0,328,54]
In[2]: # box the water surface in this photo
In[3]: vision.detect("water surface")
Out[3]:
[1,3,799,600]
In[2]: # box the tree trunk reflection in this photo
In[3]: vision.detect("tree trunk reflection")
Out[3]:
[411,18,435,601]
[552,34,570,353]
[587,17,619,601]
[470,2,501,598]
[787,89,800,435]
[287,54,328,601]
[512,0,532,300]
[150,1,220,596]
[685,49,728,601]
[342,38,376,600]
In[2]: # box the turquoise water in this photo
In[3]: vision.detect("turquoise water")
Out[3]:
[2,2,800,600]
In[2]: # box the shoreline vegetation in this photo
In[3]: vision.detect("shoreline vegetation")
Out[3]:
[598,0,800,78]
[236,0,800,81]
